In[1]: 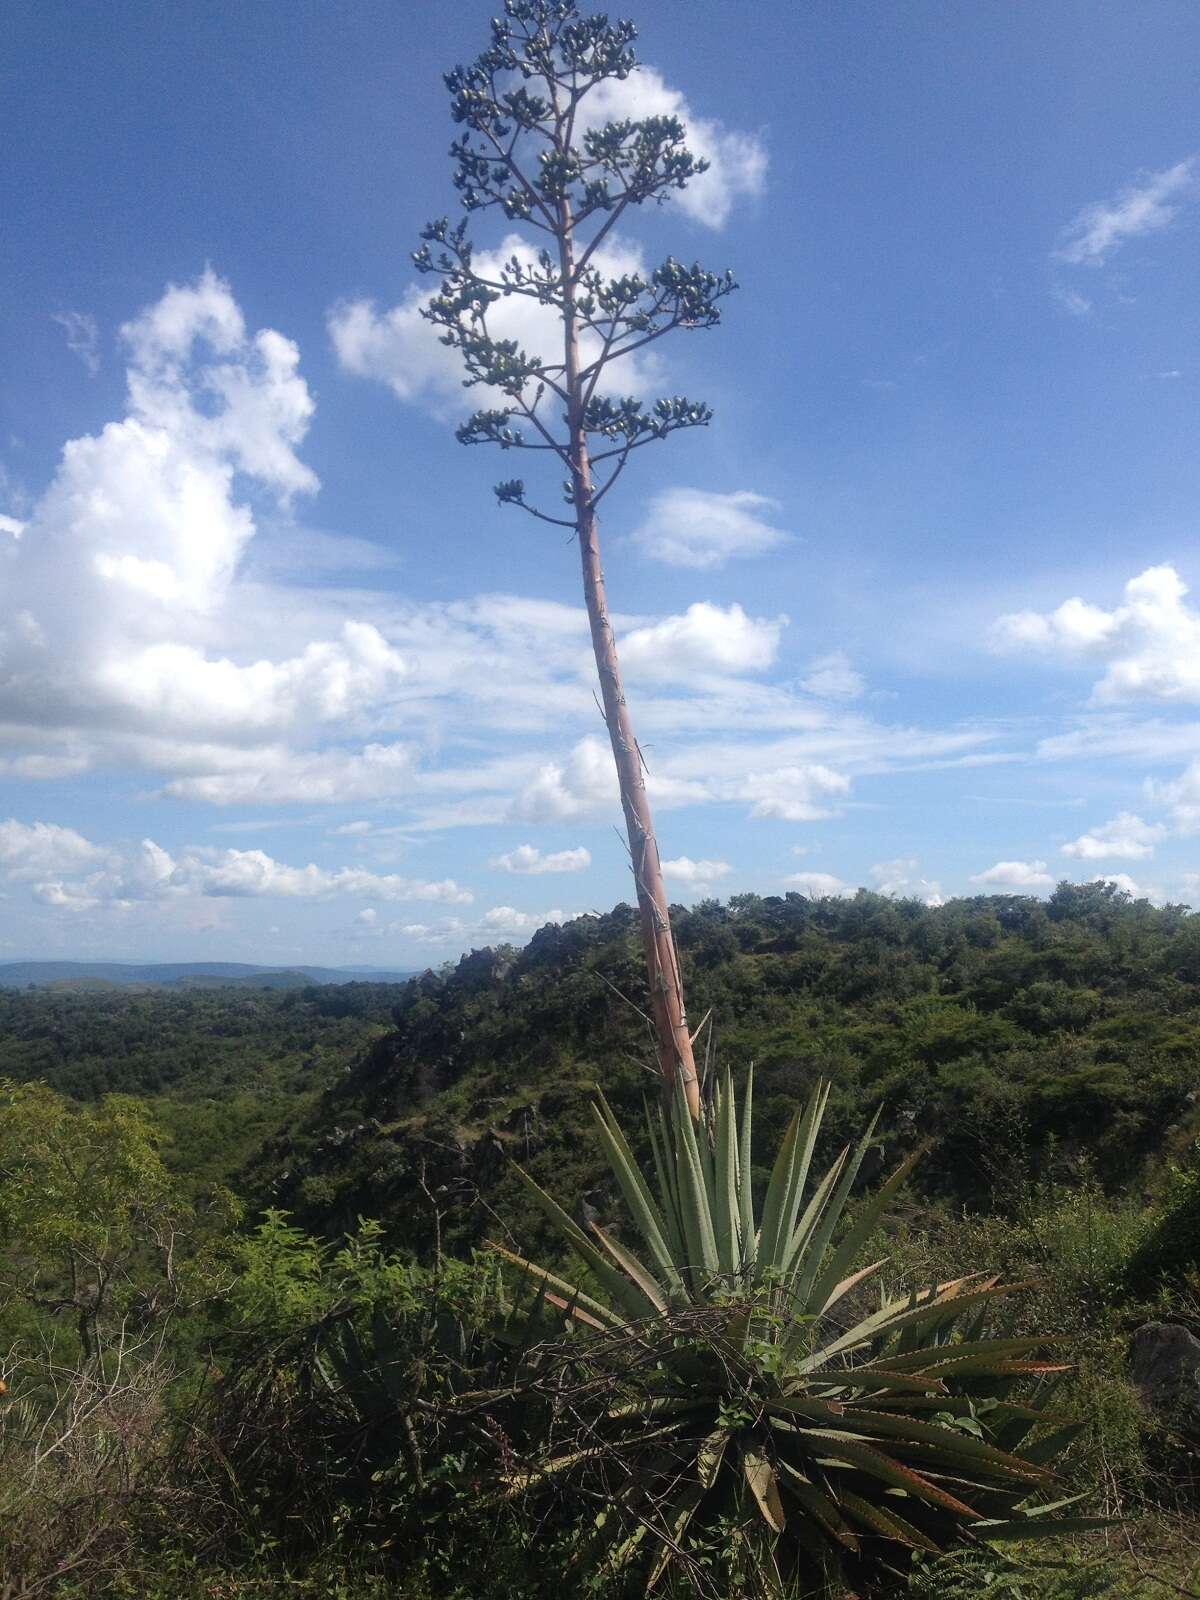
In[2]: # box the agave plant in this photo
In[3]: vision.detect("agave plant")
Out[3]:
[488,1073,1103,1596]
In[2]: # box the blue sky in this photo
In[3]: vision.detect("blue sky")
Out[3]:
[2,0,1198,966]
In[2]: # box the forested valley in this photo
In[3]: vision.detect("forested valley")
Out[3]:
[2,883,1198,1596]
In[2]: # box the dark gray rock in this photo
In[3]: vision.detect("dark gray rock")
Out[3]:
[1129,1321,1200,1438]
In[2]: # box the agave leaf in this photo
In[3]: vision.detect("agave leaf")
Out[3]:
[604,1396,707,1422]
[797,1430,982,1519]
[592,1094,683,1297]
[973,1514,1114,1542]
[1017,1423,1085,1467]
[697,1427,730,1489]
[738,1063,756,1270]
[766,1396,847,1422]
[805,1280,1040,1370]
[713,1067,742,1277]
[818,1257,887,1318]
[856,1430,1053,1486]
[777,1462,860,1550]
[778,1144,850,1295]
[757,1083,829,1280]
[645,1100,687,1266]
[485,1241,614,1330]
[783,1409,1050,1487]
[807,1147,924,1318]
[841,1486,942,1551]
[804,1367,950,1396]
[870,1336,1063,1373]
[673,1086,720,1286]
[789,1109,882,1311]
[588,1223,668,1313]
[510,1162,666,1321]
[743,1447,787,1532]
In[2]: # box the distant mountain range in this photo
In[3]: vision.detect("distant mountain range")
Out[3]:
[0,961,417,991]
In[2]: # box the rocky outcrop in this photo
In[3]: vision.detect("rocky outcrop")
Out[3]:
[1130,1321,1200,1439]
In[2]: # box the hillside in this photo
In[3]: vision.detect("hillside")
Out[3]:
[261,882,1200,1258]
[4,883,1199,1597]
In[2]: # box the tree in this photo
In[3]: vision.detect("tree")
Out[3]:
[416,0,737,1117]
[0,1080,206,1361]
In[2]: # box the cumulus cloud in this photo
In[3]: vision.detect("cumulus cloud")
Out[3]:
[0,818,105,880]
[480,905,570,935]
[1054,157,1196,266]
[580,66,766,230]
[153,845,470,904]
[509,735,709,823]
[801,652,865,700]
[630,489,788,570]
[969,860,1054,889]
[739,764,849,822]
[991,565,1200,703]
[782,870,852,898]
[1061,812,1166,860]
[491,843,591,875]
[660,855,732,886]
[329,235,657,416]
[620,603,782,682]
[53,310,100,374]
[0,271,420,795]
[1147,761,1200,833]
[0,823,471,913]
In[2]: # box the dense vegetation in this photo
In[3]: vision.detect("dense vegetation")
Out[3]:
[0,984,400,1187]
[1,884,1198,1596]
[265,884,1200,1257]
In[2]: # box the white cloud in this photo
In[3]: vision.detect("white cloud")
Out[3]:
[510,736,619,823]
[0,818,105,880]
[52,310,100,375]
[969,860,1054,889]
[581,66,766,230]
[782,871,852,898]
[620,602,782,682]
[1147,761,1200,833]
[992,565,1200,704]
[509,734,710,823]
[480,905,569,935]
[630,488,788,570]
[329,235,657,416]
[740,763,850,822]
[0,272,419,790]
[0,825,472,912]
[333,820,373,836]
[0,514,23,539]
[1054,157,1196,266]
[355,907,378,925]
[660,855,732,886]
[1061,811,1165,860]
[869,857,944,905]
[801,652,865,700]
[491,843,591,875]
[161,742,414,806]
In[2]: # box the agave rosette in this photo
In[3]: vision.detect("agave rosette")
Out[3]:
[490,1073,1103,1592]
